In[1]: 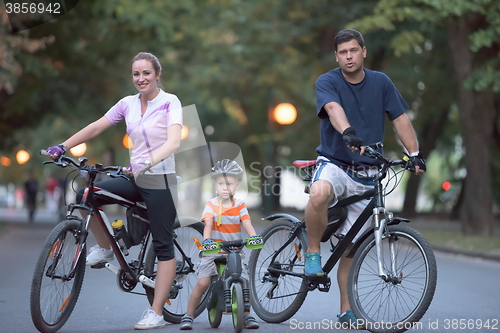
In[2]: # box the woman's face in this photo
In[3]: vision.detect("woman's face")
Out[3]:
[132,59,160,95]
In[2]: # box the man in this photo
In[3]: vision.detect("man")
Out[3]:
[303,29,426,327]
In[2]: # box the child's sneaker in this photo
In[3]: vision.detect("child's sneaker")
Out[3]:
[244,315,259,329]
[179,314,194,330]
[337,310,365,329]
[134,308,166,330]
[304,252,324,276]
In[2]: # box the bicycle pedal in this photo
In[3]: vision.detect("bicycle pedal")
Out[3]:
[90,263,106,269]
[305,274,331,291]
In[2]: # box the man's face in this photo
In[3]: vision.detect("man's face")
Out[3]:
[335,39,366,75]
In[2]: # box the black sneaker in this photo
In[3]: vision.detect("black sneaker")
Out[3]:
[244,315,259,329]
[180,314,193,330]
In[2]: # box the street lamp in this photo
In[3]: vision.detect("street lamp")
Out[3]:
[123,134,134,149]
[16,150,30,164]
[181,125,189,140]
[0,156,11,167]
[264,103,297,214]
[273,103,297,125]
[70,143,87,157]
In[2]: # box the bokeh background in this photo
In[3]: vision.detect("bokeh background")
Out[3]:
[1,0,499,241]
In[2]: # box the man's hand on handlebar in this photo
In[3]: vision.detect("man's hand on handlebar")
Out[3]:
[342,127,365,155]
[409,152,426,176]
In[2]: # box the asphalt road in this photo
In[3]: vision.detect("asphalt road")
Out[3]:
[1,214,500,333]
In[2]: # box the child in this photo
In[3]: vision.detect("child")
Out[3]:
[180,159,260,330]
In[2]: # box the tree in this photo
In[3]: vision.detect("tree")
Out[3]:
[350,0,500,235]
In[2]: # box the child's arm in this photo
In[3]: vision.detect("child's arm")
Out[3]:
[203,218,214,240]
[241,219,257,237]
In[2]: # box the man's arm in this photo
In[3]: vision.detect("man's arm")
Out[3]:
[324,102,365,154]
[392,113,425,175]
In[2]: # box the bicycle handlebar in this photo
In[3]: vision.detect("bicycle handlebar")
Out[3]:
[363,142,416,176]
[40,150,128,179]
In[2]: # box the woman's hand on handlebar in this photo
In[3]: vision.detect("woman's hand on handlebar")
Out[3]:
[45,145,66,161]
[122,163,153,178]
[122,164,134,177]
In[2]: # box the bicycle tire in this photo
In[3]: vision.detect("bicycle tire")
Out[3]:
[348,225,437,333]
[30,219,86,333]
[249,218,309,323]
[144,216,207,324]
[232,283,244,333]
[207,282,223,328]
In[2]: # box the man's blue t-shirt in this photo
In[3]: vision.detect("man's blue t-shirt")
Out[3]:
[315,68,408,171]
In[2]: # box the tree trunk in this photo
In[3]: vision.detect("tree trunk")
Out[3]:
[447,16,495,236]
[401,107,449,216]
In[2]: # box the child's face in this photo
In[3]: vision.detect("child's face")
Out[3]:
[214,175,240,200]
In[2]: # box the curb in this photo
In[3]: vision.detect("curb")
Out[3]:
[430,244,500,262]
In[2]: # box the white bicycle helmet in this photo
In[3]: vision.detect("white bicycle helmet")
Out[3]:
[210,159,244,181]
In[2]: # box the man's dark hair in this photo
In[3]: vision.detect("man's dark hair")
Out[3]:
[334,29,365,51]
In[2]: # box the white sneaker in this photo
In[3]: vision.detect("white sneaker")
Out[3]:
[86,245,114,266]
[134,309,166,330]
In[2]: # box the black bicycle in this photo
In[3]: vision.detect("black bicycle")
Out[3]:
[249,143,437,333]
[30,153,209,333]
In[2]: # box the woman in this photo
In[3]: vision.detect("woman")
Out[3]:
[46,52,182,329]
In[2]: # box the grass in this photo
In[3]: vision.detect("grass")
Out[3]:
[416,225,500,255]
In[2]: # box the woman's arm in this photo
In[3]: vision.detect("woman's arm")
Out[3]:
[149,124,182,166]
[62,116,113,149]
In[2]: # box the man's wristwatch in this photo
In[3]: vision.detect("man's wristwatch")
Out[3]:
[144,159,152,167]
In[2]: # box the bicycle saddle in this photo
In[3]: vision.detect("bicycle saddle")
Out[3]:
[292,160,317,168]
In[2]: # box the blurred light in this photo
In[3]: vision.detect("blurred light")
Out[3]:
[181,126,189,140]
[1,156,11,166]
[442,182,451,191]
[123,134,134,148]
[70,143,87,157]
[204,125,214,135]
[273,103,297,125]
[16,150,30,164]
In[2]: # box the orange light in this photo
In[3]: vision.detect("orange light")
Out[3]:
[0,156,11,166]
[70,143,87,157]
[442,182,451,191]
[16,150,30,164]
[273,103,297,125]
[123,134,134,148]
[181,126,189,140]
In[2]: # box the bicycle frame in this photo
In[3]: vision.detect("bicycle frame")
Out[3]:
[263,146,411,289]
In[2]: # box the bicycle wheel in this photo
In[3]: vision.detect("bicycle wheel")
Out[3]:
[207,282,223,328]
[232,283,244,333]
[249,218,309,323]
[348,225,437,333]
[144,216,207,324]
[30,219,86,333]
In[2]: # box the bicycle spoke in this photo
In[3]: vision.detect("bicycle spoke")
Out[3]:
[349,226,437,330]
[249,220,309,323]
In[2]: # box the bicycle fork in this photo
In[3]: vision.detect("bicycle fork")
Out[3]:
[372,207,399,283]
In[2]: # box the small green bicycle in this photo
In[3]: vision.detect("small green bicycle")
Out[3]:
[202,237,264,333]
